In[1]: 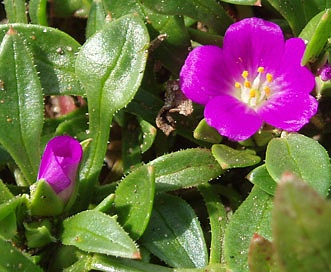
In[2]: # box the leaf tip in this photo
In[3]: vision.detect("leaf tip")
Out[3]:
[7,26,17,35]
[279,171,297,184]
[254,0,262,6]
[132,251,141,259]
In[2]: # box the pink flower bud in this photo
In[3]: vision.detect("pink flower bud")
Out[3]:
[37,136,83,201]
[320,63,331,81]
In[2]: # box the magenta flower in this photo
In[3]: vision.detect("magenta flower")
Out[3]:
[319,63,331,81]
[37,135,83,201]
[180,18,318,141]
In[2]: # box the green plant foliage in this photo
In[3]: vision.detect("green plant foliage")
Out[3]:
[103,0,192,74]
[248,233,278,272]
[0,28,44,184]
[148,148,223,191]
[212,144,261,170]
[141,193,208,268]
[300,9,331,65]
[75,14,149,208]
[114,165,155,240]
[3,0,28,23]
[0,237,43,271]
[0,24,83,96]
[62,210,140,259]
[140,0,233,33]
[85,0,107,38]
[266,133,331,197]
[29,0,48,26]
[247,164,277,195]
[224,186,273,272]
[0,1,330,271]
[266,0,331,35]
[273,173,331,271]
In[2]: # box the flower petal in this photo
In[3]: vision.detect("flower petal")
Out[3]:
[204,95,262,141]
[180,45,231,104]
[222,18,285,77]
[278,38,315,94]
[38,136,83,193]
[258,93,318,131]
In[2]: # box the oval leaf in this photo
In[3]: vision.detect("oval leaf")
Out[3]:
[62,210,140,259]
[115,165,155,240]
[273,173,331,271]
[148,148,223,192]
[247,164,277,195]
[75,14,149,208]
[266,133,331,197]
[0,237,43,271]
[224,186,273,272]
[0,28,44,183]
[300,9,331,65]
[141,193,208,268]
[212,144,260,170]
[0,24,82,95]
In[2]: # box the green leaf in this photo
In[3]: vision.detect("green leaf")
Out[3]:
[89,254,173,272]
[273,173,331,271]
[194,119,223,144]
[93,193,115,213]
[300,9,331,65]
[139,117,157,153]
[3,0,27,23]
[121,116,143,172]
[115,165,155,240]
[0,213,17,240]
[0,23,82,96]
[103,0,191,74]
[140,0,232,33]
[62,210,140,259]
[24,220,56,248]
[0,27,43,184]
[248,234,278,272]
[29,0,48,26]
[75,14,149,209]
[198,183,227,264]
[221,0,261,5]
[212,144,261,170]
[141,193,208,268]
[52,0,91,17]
[265,133,331,197]
[147,148,223,192]
[0,179,14,204]
[0,196,25,239]
[85,0,107,39]
[224,186,273,272]
[247,164,277,195]
[0,237,43,271]
[266,0,331,35]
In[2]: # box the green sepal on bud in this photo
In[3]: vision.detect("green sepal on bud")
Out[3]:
[29,179,65,216]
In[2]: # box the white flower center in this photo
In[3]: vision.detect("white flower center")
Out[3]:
[235,67,273,109]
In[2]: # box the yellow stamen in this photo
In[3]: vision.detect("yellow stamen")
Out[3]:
[244,81,252,88]
[257,67,265,73]
[266,73,273,82]
[242,70,249,79]
[235,82,241,88]
[249,89,257,98]
[264,86,271,96]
